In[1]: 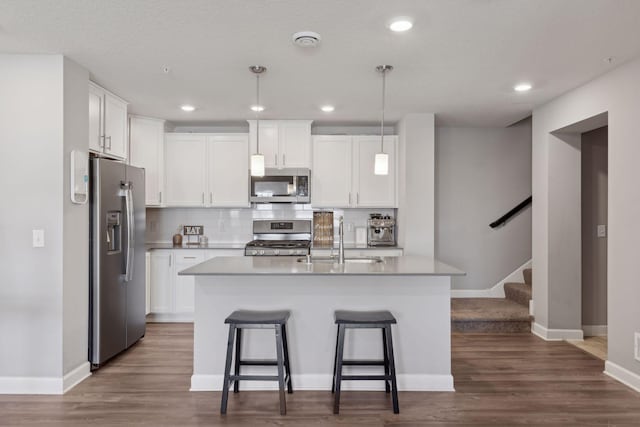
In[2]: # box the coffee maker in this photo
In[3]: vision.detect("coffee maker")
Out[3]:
[367,213,396,246]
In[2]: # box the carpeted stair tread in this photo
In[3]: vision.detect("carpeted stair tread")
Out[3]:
[451,298,530,321]
[523,268,532,286]
[504,282,532,307]
[451,298,532,333]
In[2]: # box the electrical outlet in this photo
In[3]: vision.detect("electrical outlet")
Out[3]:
[635,332,640,362]
[32,229,45,247]
[597,224,607,238]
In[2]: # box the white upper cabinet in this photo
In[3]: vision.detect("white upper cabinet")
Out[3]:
[249,120,312,169]
[353,136,397,208]
[164,134,207,206]
[88,82,128,160]
[129,116,165,206]
[207,134,250,207]
[312,135,397,208]
[88,85,104,152]
[164,133,250,208]
[312,136,353,207]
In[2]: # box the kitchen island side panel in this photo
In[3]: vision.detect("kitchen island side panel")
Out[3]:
[191,274,453,391]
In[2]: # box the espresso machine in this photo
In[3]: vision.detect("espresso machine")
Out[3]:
[367,213,396,246]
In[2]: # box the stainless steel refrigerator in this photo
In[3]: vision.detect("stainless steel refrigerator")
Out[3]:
[89,157,146,368]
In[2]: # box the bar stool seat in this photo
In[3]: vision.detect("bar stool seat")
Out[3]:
[220,309,293,415]
[225,309,290,325]
[332,310,399,414]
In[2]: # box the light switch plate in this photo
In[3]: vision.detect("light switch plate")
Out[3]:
[635,332,640,362]
[32,229,45,247]
[597,224,607,238]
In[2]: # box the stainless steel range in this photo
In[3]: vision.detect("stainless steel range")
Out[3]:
[245,220,312,256]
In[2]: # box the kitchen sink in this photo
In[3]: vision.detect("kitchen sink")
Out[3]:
[296,256,384,265]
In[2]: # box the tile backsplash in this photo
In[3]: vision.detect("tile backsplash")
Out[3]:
[146,205,395,245]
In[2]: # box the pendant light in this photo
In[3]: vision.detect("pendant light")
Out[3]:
[374,65,393,175]
[250,65,267,177]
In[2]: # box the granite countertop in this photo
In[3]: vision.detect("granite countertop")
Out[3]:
[179,255,464,277]
[311,244,402,250]
[146,242,246,250]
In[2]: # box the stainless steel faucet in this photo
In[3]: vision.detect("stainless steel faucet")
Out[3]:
[338,216,345,264]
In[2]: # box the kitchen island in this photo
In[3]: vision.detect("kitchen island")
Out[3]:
[180,256,464,392]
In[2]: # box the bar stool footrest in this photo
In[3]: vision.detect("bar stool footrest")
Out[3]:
[340,375,391,381]
[239,359,278,366]
[229,375,280,382]
[342,359,385,366]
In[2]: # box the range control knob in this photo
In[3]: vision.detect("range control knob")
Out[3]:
[274,249,280,255]
[251,250,258,255]
[259,249,265,255]
[289,249,295,255]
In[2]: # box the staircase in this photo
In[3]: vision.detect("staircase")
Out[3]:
[452,268,532,333]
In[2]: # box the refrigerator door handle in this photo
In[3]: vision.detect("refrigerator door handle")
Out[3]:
[123,183,135,282]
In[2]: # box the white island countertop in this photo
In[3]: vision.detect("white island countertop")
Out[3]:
[179,255,464,276]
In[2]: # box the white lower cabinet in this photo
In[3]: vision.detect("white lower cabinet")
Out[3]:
[149,249,243,321]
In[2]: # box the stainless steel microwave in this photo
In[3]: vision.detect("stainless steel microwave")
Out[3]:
[250,168,310,203]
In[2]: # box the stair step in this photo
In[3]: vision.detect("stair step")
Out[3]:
[523,268,532,286]
[451,298,531,333]
[504,282,532,307]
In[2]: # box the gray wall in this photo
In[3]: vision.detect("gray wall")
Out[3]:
[581,126,608,327]
[0,54,89,384]
[62,58,90,374]
[0,55,65,378]
[435,118,532,290]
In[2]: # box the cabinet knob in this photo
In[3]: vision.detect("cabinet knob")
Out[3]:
[274,153,278,166]
[282,153,286,166]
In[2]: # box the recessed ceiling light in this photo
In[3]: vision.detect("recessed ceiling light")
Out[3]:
[389,18,413,32]
[321,105,335,113]
[514,83,532,92]
[181,105,195,112]
[251,105,265,112]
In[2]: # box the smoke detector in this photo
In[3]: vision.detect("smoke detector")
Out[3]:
[292,31,321,48]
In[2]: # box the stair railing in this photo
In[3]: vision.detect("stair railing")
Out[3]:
[489,196,532,229]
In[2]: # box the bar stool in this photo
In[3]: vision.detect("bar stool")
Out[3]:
[331,310,399,414]
[220,310,293,415]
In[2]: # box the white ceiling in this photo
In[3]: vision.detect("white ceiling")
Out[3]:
[1,0,640,127]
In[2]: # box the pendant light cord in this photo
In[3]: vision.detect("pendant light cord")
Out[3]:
[256,73,261,153]
[380,68,386,152]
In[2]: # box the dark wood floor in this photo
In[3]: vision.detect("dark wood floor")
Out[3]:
[1,324,639,426]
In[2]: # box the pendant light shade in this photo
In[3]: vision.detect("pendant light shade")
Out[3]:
[250,65,267,177]
[250,154,265,177]
[374,65,393,176]
[374,153,389,175]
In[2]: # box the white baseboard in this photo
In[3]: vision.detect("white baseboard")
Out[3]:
[146,313,194,323]
[191,373,454,392]
[0,362,90,395]
[451,259,531,298]
[531,322,584,341]
[582,325,608,337]
[604,360,640,393]
[63,362,91,393]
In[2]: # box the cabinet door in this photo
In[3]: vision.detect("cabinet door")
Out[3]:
[354,136,397,207]
[174,252,205,313]
[311,136,353,207]
[164,134,207,206]
[150,251,173,313]
[88,85,104,153]
[207,135,250,207]
[249,120,279,168]
[103,93,128,159]
[129,117,165,206]
[279,121,311,168]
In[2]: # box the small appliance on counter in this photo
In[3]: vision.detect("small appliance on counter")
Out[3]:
[367,213,396,246]
[245,220,311,256]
